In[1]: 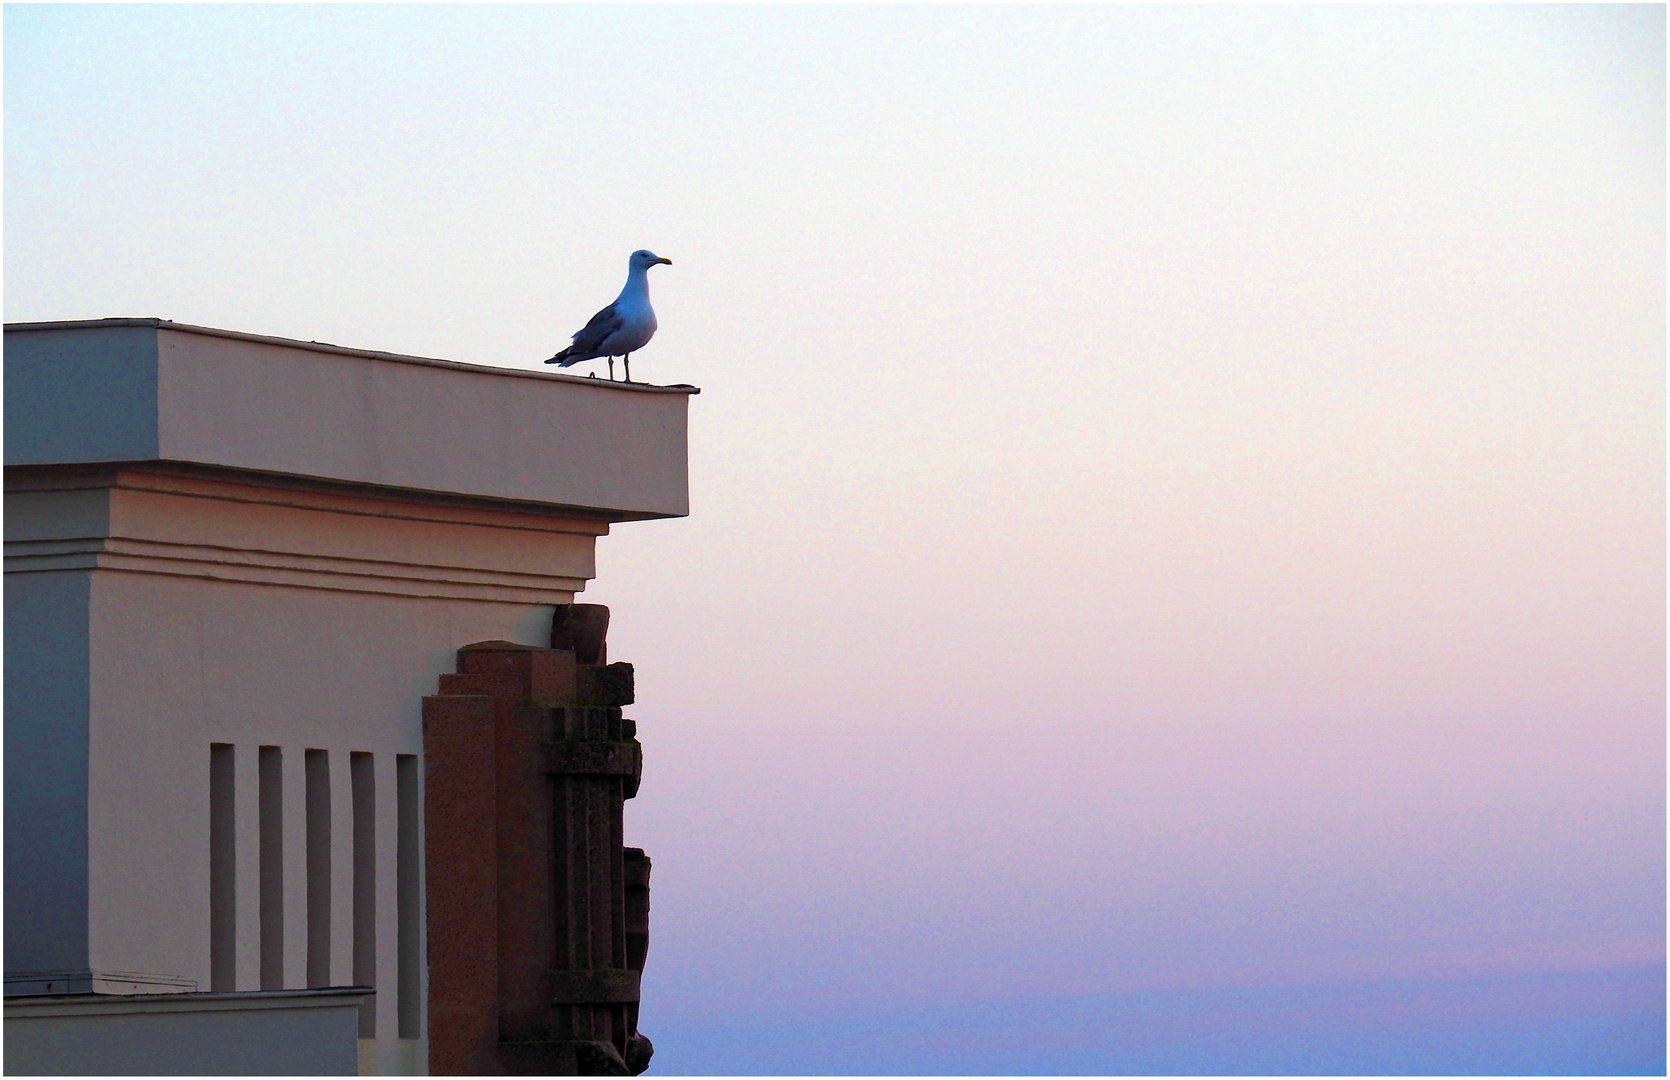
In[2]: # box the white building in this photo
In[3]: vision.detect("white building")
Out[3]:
[4,319,695,1074]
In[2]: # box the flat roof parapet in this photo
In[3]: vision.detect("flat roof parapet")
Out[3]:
[4,319,696,520]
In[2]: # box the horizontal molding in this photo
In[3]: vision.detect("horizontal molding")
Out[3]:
[5,540,584,603]
[542,740,641,778]
[6,466,600,601]
[547,968,641,1005]
[105,468,615,536]
[6,987,371,1017]
[4,968,197,997]
[10,536,590,590]
[7,462,616,534]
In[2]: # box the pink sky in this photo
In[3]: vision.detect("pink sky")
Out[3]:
[7,4,1662,1071]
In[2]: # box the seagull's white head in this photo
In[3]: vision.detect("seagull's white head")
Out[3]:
[629,249,673,270]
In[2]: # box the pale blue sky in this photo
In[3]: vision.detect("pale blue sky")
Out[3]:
[6,5,1664,1073]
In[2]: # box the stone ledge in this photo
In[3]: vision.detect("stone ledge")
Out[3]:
[5,321,694,518]
[5,986,371,1018]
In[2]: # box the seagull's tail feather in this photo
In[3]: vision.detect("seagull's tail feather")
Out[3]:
[544,346,586,367]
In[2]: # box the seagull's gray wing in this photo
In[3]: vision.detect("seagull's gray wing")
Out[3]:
[546,303,624,365]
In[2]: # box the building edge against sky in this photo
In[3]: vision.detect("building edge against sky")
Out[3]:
[3,320,696,1074]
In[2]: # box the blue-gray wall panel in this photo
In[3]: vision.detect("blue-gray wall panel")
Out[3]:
[4,326,159,464]
[4,571,92,975]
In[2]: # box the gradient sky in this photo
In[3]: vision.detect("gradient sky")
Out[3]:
[6,5,1664,1074]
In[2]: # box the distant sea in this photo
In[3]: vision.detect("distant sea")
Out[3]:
[642,962,1665,1075]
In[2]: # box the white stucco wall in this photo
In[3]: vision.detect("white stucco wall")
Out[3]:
[87,570,552,1072]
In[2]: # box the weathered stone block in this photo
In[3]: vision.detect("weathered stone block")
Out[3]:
[576,662,634,707]
[551,604,611,665]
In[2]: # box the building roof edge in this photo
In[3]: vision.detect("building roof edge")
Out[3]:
[3,318,701,395]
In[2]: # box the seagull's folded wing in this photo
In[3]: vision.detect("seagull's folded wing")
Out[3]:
[567,303,625,358]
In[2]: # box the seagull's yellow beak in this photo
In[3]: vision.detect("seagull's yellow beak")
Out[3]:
[657,257,673,265]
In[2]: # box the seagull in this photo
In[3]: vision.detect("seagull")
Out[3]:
[545,250,672,382]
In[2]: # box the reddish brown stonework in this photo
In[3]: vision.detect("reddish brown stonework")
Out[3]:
[422,693,501,1075]
[424,605,653,1076]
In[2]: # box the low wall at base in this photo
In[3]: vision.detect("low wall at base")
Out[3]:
[4,987,370,1076]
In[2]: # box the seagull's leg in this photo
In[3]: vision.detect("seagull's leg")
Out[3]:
[624,354,632,383]
[608,356,616,381]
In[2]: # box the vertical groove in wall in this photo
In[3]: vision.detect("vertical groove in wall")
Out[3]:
[610,762,628,1048]
[258,745,284,990]
[351,751,377,1037]
[209,743,236,993]
[305,748,332,988]
[396,753,421,1039]
[551,772,571,1040]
